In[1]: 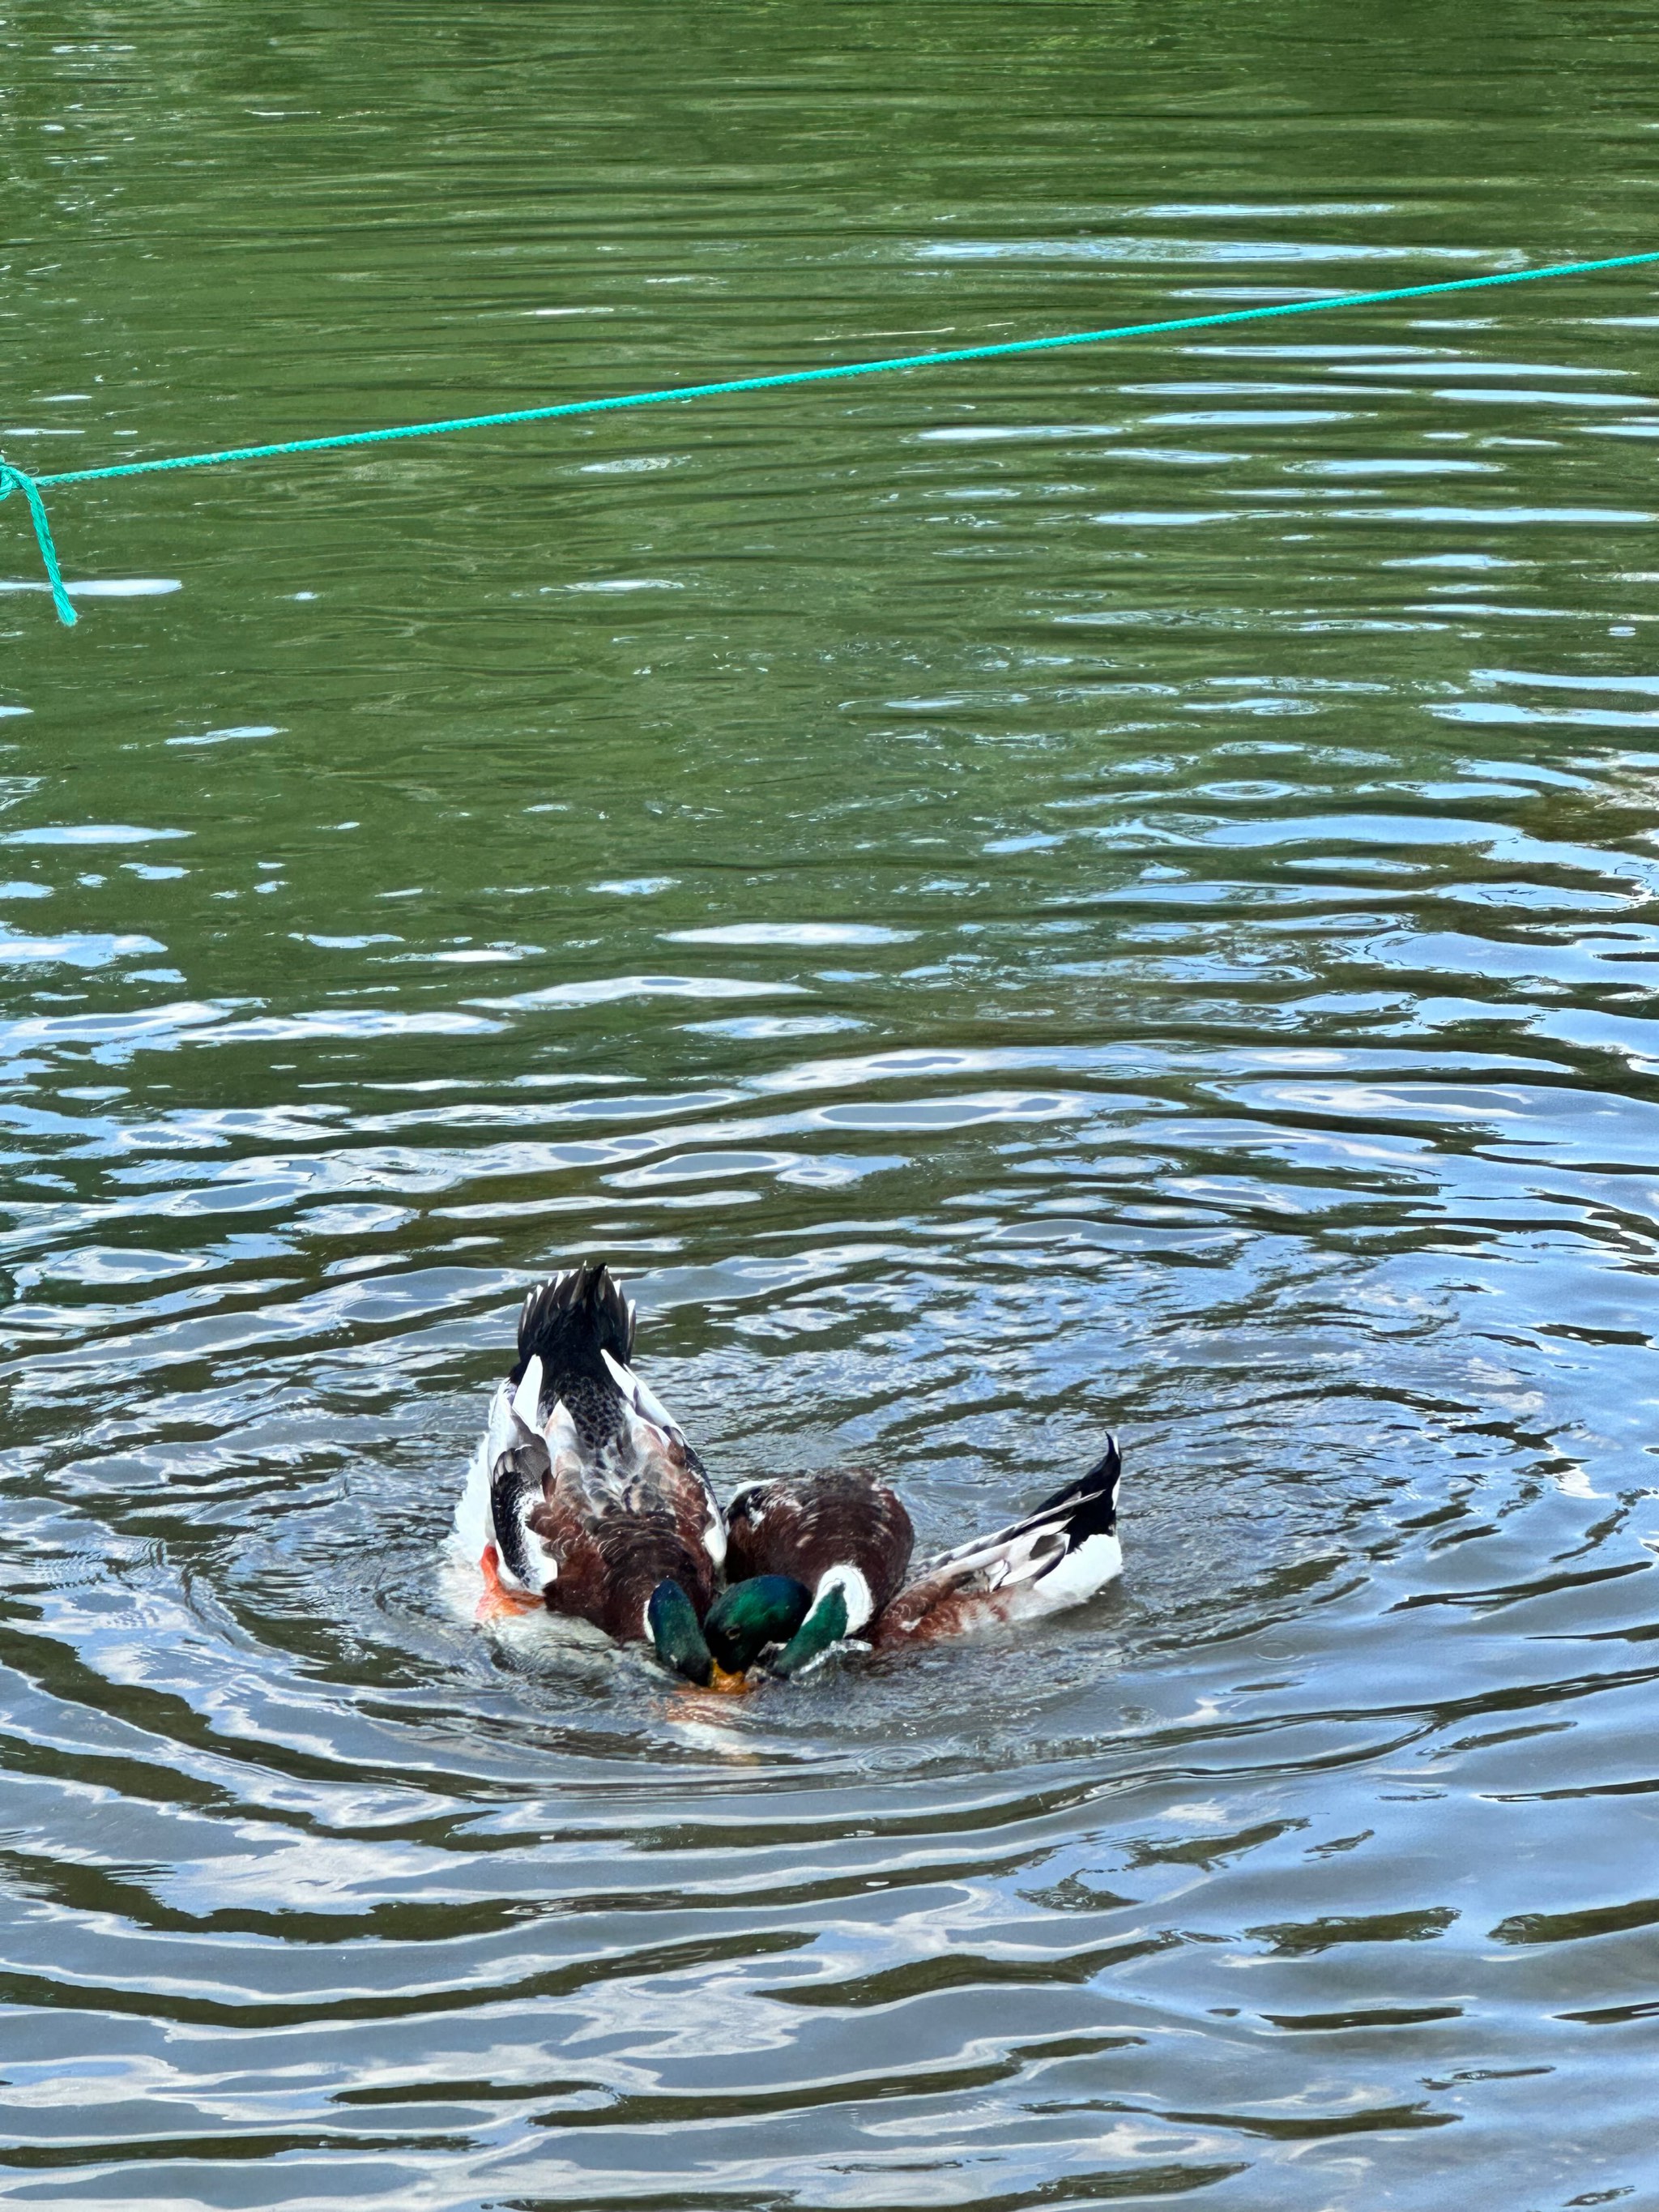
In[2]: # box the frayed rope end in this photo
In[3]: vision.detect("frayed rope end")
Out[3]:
[0,461,78,626]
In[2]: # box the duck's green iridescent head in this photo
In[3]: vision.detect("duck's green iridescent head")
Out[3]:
[646,1578,714,1686]
[768,1582,850,1678]
[704,1575,812,1673]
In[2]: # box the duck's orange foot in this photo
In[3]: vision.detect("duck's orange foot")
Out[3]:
[475,1542,544,1623]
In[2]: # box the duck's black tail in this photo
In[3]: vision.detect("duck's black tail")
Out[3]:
[919,1434,1121,1579]
[511,1263,637,1403]
[1026,1437,1121,1545]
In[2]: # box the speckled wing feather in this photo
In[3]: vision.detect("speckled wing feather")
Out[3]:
[725,1470,915,1615]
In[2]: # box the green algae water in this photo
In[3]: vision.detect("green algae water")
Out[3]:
[7,4,1659,2205]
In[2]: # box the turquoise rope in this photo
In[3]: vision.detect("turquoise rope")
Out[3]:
[10,246,1659,627]
[0,462,78,626]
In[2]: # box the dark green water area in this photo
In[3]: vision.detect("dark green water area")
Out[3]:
[6,4,1659,2204]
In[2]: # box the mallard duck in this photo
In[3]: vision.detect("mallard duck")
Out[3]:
[452,1263,730,1683]
[705,1443,1123,1676]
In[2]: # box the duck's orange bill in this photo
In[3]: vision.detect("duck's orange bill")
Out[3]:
[677,1663,754,1697]
[476,1543,544,1622]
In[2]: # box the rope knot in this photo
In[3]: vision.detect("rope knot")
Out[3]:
[0,457,77,626]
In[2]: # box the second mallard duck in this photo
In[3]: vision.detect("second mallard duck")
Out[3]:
[705,1444,1123,1678]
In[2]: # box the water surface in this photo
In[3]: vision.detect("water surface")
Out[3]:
[6,6,1659,2206]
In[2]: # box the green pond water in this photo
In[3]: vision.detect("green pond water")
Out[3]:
[6,5,1659,2206]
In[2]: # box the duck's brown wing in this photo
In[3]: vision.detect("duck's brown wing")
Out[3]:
[519,1459,610,1637]
[529,1416,722,1644]
[726,1470,914,1615]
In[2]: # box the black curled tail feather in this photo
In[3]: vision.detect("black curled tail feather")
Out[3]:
[511,1263,637,1390]
[1030,1435,1120,1544]
[915,1434,1122,1582]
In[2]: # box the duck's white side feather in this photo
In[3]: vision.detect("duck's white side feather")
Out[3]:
[1018,1529,1123,1614]
[452,1377,522,1565]
[701,1492,727,1573]
[601,1347,683,1440]
[544,1398,581,1456]
[512,1355,543,1428]
[452,1375,561,1584]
